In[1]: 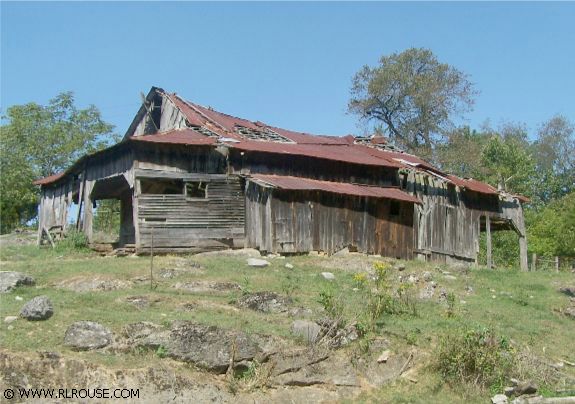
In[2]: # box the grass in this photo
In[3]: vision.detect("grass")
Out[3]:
[1,239,574,401]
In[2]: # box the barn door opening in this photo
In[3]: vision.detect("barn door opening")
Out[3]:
[478,215,521,269]
[90,175,134,248]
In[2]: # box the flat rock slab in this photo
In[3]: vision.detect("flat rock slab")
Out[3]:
[247,258,270,267]
[20,296,53,321]
[64,321,113,351]
[172,281,241,294]
[292,320,322,344]
[132,321,261,373]
[56,277,131,292]
[0,271,35,293]
[237,291,293,313]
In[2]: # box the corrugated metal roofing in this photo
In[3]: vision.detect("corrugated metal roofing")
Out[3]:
[446,175,499,195]
[229,142,403,168]
[250,174,422,204]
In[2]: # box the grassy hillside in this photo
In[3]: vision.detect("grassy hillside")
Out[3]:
[1,237,574,402]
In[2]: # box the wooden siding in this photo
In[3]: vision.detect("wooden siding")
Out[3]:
[245,182,414,258]
[136,174,245,252]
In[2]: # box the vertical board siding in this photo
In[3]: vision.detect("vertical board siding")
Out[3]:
[245,183,414,259]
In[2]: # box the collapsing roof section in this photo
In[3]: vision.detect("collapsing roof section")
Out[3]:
[34,86,520,201]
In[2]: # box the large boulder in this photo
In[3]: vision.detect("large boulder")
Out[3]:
[20,296,53,321]
[559,286,575,297]
[247,258,270,267]
[237,291,293,313]
[0,271,35,293]
[64,321,113,351]
[132,321,261,373]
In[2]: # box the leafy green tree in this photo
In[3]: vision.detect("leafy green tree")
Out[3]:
[527,191,575,257]
[480,123,536,197]
[531,115,575,204]
[436,126,489,179]
[348,48,477,157]
[0,92,116,233]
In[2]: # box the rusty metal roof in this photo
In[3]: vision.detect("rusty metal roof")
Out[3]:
[446,175,499,195]
[33,172,66,186]
[229,142,403,168]
[249,174,422,204]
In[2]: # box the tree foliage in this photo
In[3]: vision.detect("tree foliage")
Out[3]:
[349,48,477,156]
[0,92,116,233]
[527,191,575,257]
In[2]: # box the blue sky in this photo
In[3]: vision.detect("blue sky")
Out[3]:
[2,2,574,139]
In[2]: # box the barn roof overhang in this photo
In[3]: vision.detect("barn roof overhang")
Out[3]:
[248,174,422,204]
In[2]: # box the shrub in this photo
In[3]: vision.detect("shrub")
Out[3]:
[55,230,89,252]
[435,327,514,390]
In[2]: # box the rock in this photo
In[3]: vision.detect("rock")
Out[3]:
[515,380,537,395]
[285,263,294,269]
[237,291,293,313]
[122,321,162,340]
[56,277,131,292]
[422,271,433,282]
[308,251,319,256]
[64,321,113,351]
[291,320,322,344]
[492,393,509,403]
[163,322,261,373]
[247,258,270,267]
[406,274,419,284]
[443,274,457,281]
[466,285,474,294]
[194,248,261,258]
[172,281,241,294]
[20,296,53,321]
[15,296,23,301]
[394,264,406,271]
[333,247,349,257]
[321,272,335,281]
[0,271,35,293]
[419,283,435,299]
[377,350,391,363]
[504,386,515,397]
[559,286,575,297]
[565,306,575,319]
[4,316,18,323]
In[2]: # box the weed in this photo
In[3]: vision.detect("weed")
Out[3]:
[435,326,514,390]
[155,345,168,358]
[55,230,89,252]
[446,292,457,318]
[317,288,344,319]
[281,272,300,297]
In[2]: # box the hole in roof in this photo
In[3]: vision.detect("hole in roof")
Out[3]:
[189,126,219,138]
[234,125,294,143]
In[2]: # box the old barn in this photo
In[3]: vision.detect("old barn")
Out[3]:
[34,87,529,269]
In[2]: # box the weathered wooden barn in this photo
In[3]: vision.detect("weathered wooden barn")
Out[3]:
[34,87,529,269]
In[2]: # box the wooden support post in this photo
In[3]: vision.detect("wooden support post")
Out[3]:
[486,215,492,269]
[555,256,560,272]
[531,253,537,272]
[519,235,528,272]
[82,180,93,243]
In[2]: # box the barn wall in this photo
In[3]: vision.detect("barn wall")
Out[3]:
[37,181,75,244]
[245,184,414,259]
[135,172,245,252]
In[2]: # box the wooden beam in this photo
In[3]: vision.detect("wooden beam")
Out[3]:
[486,215,492,269]
[519,235,528,271]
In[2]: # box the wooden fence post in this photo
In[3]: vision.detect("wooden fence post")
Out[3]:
[555,256,559,272]
[531,253,537,272]
[486,215,492,269]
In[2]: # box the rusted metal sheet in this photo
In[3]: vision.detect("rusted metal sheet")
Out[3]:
[33,172,66,185]
[249,174,421,204]
[446,174,499,195]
